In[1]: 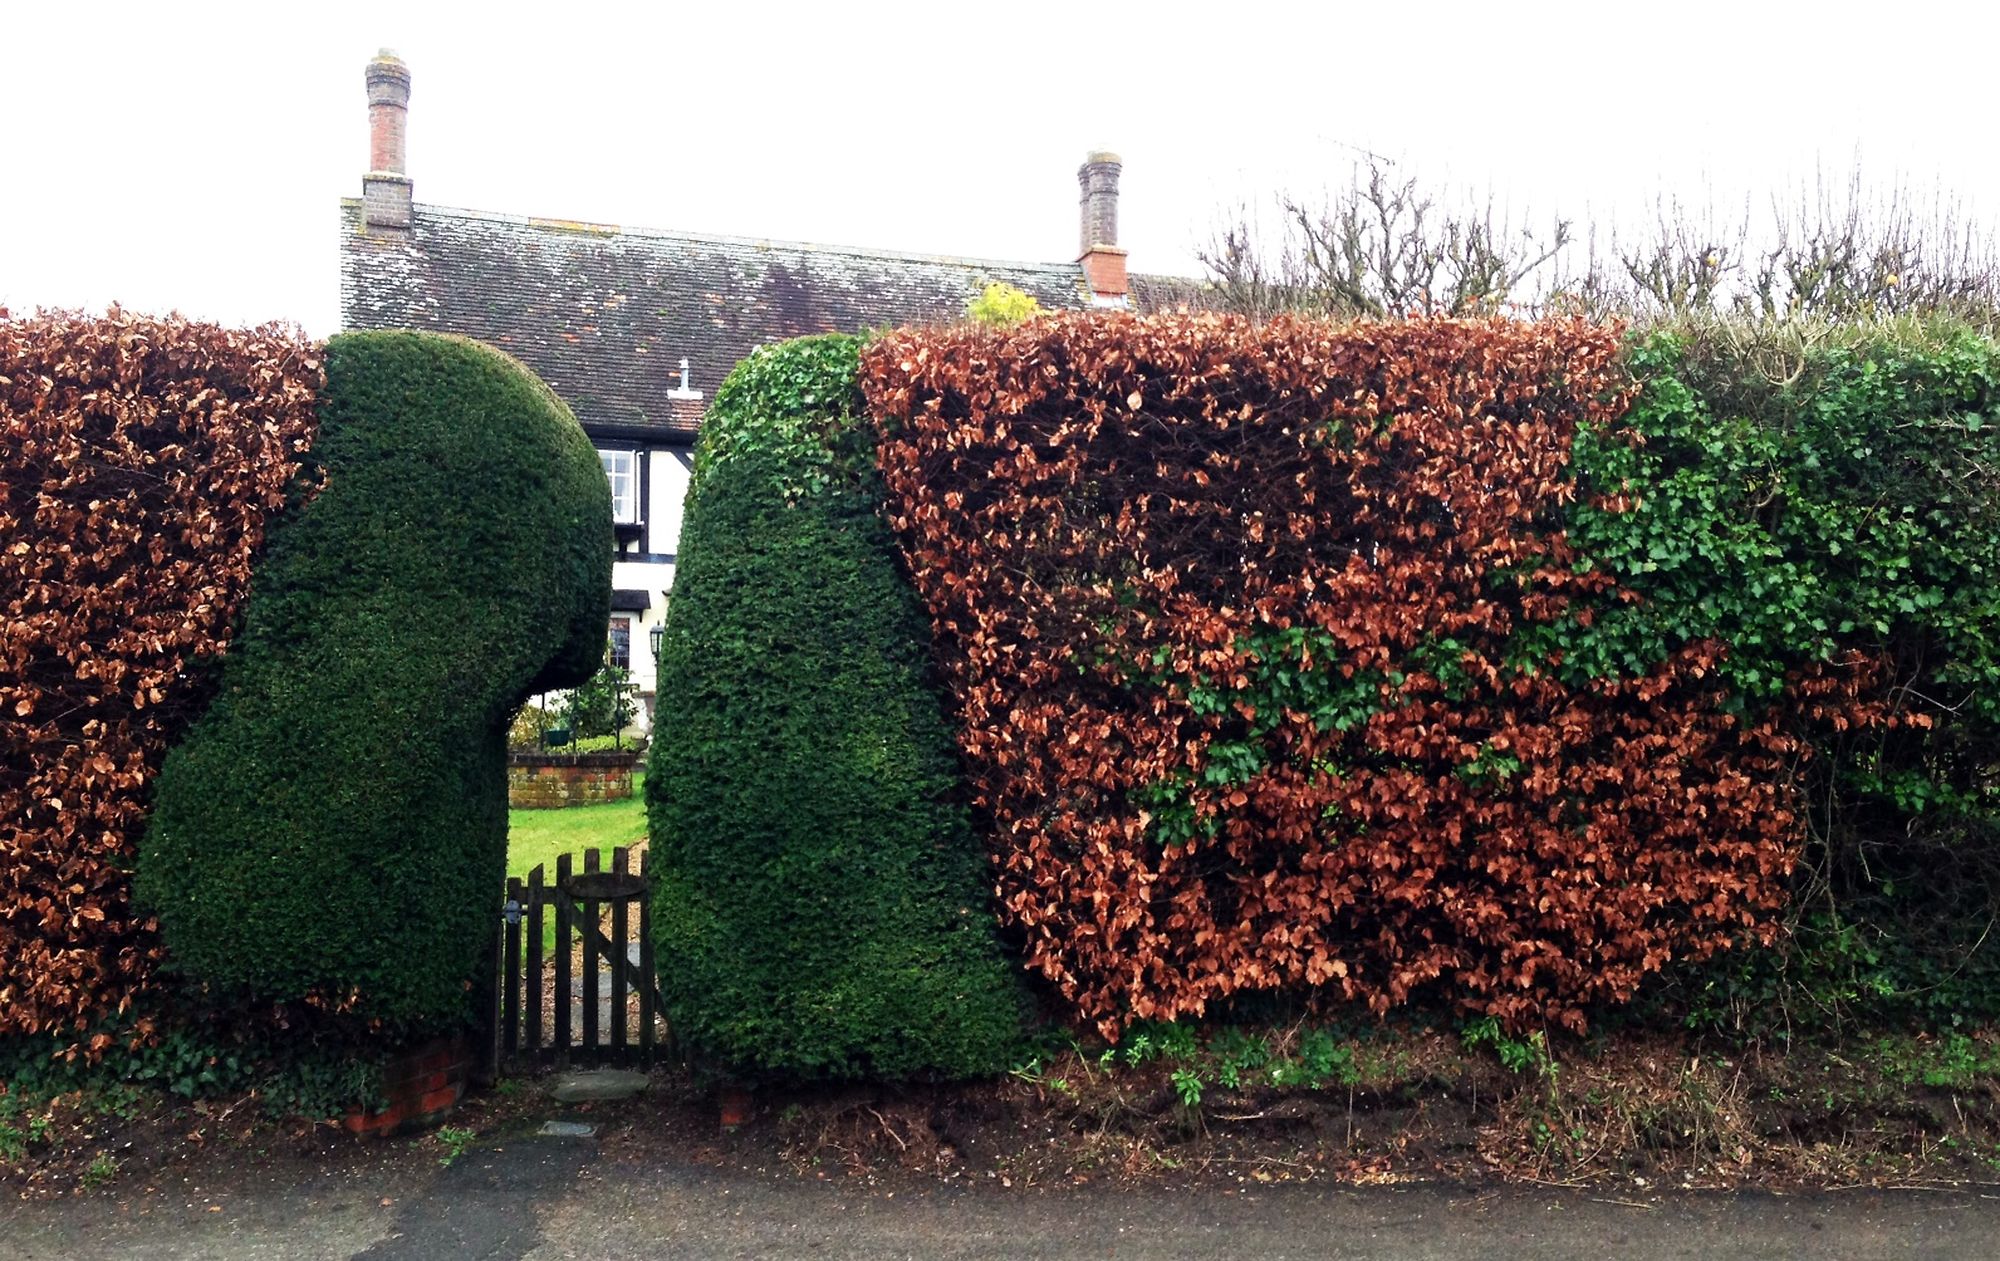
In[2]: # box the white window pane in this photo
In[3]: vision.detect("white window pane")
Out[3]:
[599,450,638,523]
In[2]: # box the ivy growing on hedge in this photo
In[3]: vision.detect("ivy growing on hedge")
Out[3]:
[860,312,1999,1037]
[647,333,1028,1082]
[1554,325,2000,706]
[1563,321,2000,1026]
[137,332,611,1029]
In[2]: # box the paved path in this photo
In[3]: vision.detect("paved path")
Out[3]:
[7,1127,2000,1259]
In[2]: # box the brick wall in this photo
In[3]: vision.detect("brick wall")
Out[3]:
[343,1034,470,1137]
[508,751,638,809]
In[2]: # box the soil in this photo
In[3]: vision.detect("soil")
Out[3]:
[9,1022,2000,1204]
[618,1025,2000,1196]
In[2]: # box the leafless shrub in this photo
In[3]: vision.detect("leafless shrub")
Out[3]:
[1200,161,1572,320]
[1205,158,2000,331]
[1741,170,2000,322]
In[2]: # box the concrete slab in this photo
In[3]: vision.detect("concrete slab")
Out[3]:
[549,1069,649,1103]
[570,974,617,999]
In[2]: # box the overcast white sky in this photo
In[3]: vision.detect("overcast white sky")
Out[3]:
[5,1,1998,336]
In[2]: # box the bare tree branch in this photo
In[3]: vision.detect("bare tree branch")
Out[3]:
[1203,157,2000,329]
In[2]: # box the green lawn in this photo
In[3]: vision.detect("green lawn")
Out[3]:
[507,772,650,958]
[506,771,649,882]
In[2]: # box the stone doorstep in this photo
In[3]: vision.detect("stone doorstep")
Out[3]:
[549,1069,649,1103]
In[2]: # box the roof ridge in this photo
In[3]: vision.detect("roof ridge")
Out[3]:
[339,198,1212,285]
[389,199,1093,275]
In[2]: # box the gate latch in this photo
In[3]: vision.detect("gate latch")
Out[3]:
[501,898,523,926]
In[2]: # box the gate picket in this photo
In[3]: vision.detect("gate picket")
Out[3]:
[553,851,573,1067]
[580,848,601,1059]
[639,847,662,1065]
[526,864,545,1055]
[610,847,630,1054]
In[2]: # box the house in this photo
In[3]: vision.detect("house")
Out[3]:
[338,51,1205,714]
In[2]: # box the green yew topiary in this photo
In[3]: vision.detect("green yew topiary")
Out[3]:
[647,333,1027,1082]
[136,331,611,1029]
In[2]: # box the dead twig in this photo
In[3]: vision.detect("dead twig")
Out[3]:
[864,1106,907,1151]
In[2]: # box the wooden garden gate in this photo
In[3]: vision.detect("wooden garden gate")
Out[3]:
[495,845,675,1069]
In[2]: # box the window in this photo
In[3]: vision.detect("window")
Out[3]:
[608,616,632,670]
[600,449,638,524]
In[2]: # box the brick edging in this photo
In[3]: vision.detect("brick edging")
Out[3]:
[506,750,641,769]
[342,1033,471,1137]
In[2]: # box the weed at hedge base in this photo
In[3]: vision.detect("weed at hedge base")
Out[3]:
[433,1125,476,1167]
[78,1152,118,1190]
[0,1116,46,1163]
[1461,1017,1557,1080]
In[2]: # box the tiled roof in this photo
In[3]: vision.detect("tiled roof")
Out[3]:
[340,201,1115,441]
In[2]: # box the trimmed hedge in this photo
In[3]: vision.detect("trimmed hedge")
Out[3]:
[863,314,1811,1035]
[137,332,610,1028]
[860,312,1997,1037]
[647,334,1027,1081]
[0,308,321,1038]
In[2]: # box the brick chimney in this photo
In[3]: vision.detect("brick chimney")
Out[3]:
[1077,150,1128,305]
[362,50,413,234]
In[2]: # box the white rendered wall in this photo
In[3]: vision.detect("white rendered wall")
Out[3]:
[649,450,693,558]
[612,559,674,696]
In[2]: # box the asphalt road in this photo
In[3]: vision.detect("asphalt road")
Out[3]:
[7,1128,2000,1260]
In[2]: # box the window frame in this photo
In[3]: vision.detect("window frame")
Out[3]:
[600,448,640,525]
[608,615,632,671]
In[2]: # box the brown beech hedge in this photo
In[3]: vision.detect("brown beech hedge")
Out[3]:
[861,313,1897,1036]
[0,309,321,1039]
